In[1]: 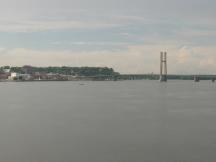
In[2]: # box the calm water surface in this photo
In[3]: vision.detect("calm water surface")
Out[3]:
[0,80,216,162]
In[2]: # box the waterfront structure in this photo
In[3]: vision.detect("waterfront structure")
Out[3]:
[9,73,31,81]
[160,52,167,82]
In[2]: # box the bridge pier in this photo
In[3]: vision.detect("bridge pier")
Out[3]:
[160,52,167,82]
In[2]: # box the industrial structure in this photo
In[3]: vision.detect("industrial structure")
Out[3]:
[194,76,200,82]
[160,52,167,82]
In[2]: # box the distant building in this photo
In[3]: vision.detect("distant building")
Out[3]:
[9,73,31,81]
[2,68,10,73]
[33,72,48,80]
[22,65,34,74]
[0,72,10,80]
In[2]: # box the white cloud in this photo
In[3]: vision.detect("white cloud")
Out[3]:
[69,42,130,46]
[0,20,121,32]
[0,44,216,74]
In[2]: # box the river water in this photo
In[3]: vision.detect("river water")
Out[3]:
[0,80,215,162]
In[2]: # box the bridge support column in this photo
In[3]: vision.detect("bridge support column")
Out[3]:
[160,52,167,82]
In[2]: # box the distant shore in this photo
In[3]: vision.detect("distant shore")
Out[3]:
[0,65,216,82]
[0,74,216,82]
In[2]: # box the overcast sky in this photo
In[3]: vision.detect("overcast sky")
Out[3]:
[0,0,216,74]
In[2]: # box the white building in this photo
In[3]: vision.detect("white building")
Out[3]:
[9,73,31,80]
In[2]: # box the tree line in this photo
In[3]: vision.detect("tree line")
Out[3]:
[0,66,120,76]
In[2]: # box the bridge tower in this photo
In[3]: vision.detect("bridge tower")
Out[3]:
[160,52,167,82]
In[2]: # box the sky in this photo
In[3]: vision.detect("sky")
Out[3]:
[0,0,216,74]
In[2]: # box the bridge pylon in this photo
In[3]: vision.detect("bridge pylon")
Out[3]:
[160,52,167,82]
